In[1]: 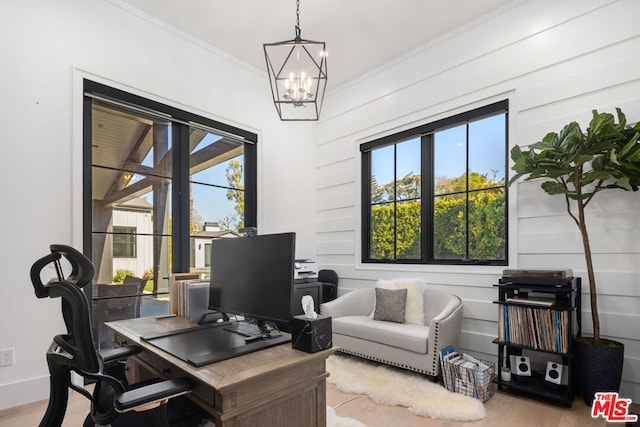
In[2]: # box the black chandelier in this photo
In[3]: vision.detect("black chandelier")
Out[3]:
[263,0,327,121]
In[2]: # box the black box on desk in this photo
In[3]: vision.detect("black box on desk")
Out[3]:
[291,314,332,353]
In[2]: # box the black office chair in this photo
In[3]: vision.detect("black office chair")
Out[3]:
[30,244,207,427]
[318,269,338,303]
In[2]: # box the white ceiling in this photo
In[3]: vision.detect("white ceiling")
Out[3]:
[120,0,514,90]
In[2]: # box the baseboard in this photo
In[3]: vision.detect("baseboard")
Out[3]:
[0,375,49,411]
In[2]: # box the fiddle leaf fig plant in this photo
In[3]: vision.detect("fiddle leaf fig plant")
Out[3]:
[508,108,640,342]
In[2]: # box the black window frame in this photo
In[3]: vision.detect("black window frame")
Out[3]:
[360,100,509,266]
[83,79,258,276]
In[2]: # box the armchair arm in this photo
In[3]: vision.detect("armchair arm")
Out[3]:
[426,296,463,373]
[320,288,374,318]
[114,377,194,413]
[100,345,142,364]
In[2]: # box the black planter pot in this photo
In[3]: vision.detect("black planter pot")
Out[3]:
[574,338,624,406]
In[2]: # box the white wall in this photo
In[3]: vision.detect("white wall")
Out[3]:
[0,0,316,410]
[315,0,640,402]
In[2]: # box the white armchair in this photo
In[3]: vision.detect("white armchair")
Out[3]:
[321,286,463,377]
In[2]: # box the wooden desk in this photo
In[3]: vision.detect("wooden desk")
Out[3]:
[108,317,335,427]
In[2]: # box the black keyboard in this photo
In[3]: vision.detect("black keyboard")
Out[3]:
[224,322,265,337]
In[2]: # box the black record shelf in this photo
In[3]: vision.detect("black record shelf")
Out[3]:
[493,275,581,406]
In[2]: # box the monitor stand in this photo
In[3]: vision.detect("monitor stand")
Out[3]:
[224,317,282,339]
[256,319,276,333]
[199,311,229,325]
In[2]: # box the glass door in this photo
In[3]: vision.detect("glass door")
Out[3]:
[90,100,172,349]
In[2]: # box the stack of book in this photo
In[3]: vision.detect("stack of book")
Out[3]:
[168,273,207,319]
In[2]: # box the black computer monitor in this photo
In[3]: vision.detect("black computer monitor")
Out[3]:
[208,232,295,325]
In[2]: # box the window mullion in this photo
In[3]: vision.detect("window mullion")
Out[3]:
[422,134,431,263]
[465,123,471,261]
[393,145,398,260]
[172,123,190,273]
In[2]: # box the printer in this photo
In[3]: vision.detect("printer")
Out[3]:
[294,259,318,282]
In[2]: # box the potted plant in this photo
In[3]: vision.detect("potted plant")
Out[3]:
[508,108,640,404]
[500,366,512,382]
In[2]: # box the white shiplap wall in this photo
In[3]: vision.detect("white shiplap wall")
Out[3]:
[316,0,640,402]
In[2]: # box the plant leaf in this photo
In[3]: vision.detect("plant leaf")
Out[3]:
[540,181,567,195]
[615,107,627,129]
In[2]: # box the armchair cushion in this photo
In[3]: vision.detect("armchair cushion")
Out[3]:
[333,316,429,353]
[373,287,407,323]
[375,278,425,325]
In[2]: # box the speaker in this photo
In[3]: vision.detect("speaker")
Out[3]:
[545,361,563,384]
[515,356,531,376]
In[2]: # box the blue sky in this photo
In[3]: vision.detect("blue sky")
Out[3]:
[137,132,244,229]
[190,134,244,228]
[371,113,506,188]
[191,158,243,228]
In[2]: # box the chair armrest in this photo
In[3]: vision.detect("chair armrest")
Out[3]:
[320,288,374,318]
[426,297,463,362]
[114,377,193,413]
[100,346,142,364]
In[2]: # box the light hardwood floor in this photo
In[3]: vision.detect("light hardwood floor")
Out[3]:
[1,381,630,427]
[327,383,621,427]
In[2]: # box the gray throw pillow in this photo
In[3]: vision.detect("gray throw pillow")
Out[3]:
[373,287,407,323]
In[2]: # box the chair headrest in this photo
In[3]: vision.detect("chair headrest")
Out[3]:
[30,244,94,298]
[30,245,100,373]
[49,244,94,288]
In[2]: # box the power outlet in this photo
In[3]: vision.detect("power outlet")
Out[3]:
[0,348,14,366]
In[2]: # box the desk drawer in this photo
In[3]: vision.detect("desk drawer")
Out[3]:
[137,351,215,408]
[137,349,173,377]
[112,334,173,377]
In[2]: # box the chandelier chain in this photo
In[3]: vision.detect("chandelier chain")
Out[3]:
[296,0,300,28]
[295,0,301,38]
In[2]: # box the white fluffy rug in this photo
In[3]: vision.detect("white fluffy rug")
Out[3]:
[326,355,486,421]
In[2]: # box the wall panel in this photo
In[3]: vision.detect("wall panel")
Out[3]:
[316,0,640,402]
[316,185,356,212]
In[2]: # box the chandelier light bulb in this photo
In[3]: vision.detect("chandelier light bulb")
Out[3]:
[282,71,314,103]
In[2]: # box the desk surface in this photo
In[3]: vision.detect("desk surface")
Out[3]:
[107,316,334,392]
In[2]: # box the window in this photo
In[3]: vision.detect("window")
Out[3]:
[361,100,508,265]
[83,80,258,349]
[113,226,137,258]
[85,80,256,286]
[204,243,212,268]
